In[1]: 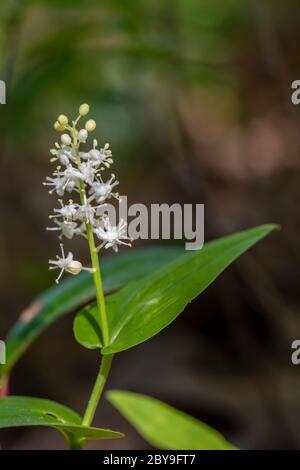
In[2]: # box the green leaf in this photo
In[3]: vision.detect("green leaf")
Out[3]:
[1,247,182,377]
[74,225,277,353]
[74,304,103,349]
[104,224,277,353]
[107,390,236,450]
[0,396,123,447]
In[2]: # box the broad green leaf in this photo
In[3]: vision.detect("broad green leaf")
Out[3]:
[1,247,182,378]
[103,224,277,353]
[0,396,123,448]
[74,225,277,353]
[107,390,236,450]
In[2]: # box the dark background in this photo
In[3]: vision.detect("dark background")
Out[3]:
[1,0,300,449]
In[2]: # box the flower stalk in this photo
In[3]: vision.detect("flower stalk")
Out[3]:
[44,104,133,441]
[82,353,114,427]
[73,132,110,347]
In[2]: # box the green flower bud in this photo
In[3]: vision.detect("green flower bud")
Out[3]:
[79,104,90,116]
[54,121,64,132]
[85,119,96,132]
[57,114,68,126]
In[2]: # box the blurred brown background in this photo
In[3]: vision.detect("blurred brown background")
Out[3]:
[1,0,300,449]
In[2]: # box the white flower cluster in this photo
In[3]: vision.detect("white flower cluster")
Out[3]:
[44,104,132,283]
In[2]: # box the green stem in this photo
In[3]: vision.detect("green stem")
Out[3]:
[82,353,114,427]
[84,216,109,346]
[71,129,113,432]
[69,437,84,450]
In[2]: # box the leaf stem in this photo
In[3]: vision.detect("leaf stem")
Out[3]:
[81,353,114,427]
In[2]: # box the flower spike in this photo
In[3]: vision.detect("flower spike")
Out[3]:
[45,104,132,284]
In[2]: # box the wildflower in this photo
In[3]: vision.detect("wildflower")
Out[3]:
[86,142,113,168]
[74,203,97,225]
[94,218,133,252]
[46,219,83,239]
[49,244,94,284]
[58,165,83,183]
[79,161,98,185]
[88,174,119,203]
[45,103,132,283]
[46,165,83,195]
[50,199,78,221]
[50,145,76,166]
[43,175,67,196]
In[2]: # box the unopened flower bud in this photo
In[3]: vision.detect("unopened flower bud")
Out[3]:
[61,134,72,146]
[54,121,64,132]
[85,119,96,132]
[57,114,68,126]
[78,129,88,142]
[66,260,82,275]
[79,104,90,116]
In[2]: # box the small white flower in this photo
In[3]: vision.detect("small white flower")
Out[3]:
[79,161,98,185]
[59,165,83,182]
[50,146,76,166]
[63,179,77,194]
[44,165,82,197]
[94,218,132,252]
[75,198,106,225]
[50,199,78,221]
[74,203,96,225]
[46,219,83,239]
[49,244,94,284]
[88,174,119,203]
[86,142,113,168]
[43,176,67,196]
[53,165,83,193]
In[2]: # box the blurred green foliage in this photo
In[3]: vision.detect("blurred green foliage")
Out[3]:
[0,0,253,150]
